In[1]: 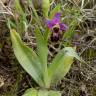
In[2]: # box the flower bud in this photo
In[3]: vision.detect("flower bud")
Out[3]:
[42,0,50,17]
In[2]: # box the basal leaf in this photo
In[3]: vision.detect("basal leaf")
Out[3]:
[48,91,61,96]
[38,90,48,96]
[23,88,37,96]
[23,89,61,96]
[10,29,44,87]
[34,27,48,65]
[34,27,49,87]
[38,90,61,96]
[48,47,82,84]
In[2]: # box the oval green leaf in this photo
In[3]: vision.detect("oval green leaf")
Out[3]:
[10,29,44,87]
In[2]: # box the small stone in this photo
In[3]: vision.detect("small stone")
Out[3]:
[0,76,4,88]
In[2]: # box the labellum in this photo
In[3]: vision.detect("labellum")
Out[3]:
[51,25,61,42]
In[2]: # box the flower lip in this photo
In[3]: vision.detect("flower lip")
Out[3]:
[53,27,59,33]
[52,24,60,33]
[51,32,60,42]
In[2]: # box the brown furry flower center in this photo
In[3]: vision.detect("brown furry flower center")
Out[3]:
[53,27,60,33]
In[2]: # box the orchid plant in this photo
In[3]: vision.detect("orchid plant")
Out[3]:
[9,0,84,96]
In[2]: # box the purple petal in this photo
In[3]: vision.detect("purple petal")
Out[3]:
[45,19,54,29]
[45,18,60,29]
[52,12,61,24]
[54,12,61,18]
[45,12,62,29]
[52,17,60,24]
[59,23,68,31]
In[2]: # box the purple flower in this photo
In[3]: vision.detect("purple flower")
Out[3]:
[45,12,67,32]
